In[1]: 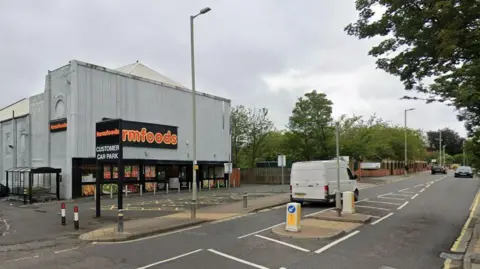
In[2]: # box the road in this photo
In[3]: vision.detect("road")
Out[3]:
[1,172,478,269]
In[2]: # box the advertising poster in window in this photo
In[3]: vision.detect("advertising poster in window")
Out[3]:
[113,166,118,179]
[145,182,156,191]
[218,179,225,188]
[125,166,132,178]
[82,185,95,196]
[125,184,139,193]
[145,166,156,179]
[104,165,111,179]
[132,166,139,178]
[102,184,117,195]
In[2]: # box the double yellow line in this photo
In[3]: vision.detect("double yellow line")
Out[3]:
[444,190,480,268]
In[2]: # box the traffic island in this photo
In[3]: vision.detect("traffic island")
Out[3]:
[306,209,372,224]
[272,218,360,240]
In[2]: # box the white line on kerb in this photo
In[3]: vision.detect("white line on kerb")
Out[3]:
[6,255,39,263]
[355,205,391,211]
[419,188,425,193]
[208,249,269,269]
[93,225,202,245]
[411,194,419,200]
[136,249,203,269]
[314,231,360,254]
[238,223,285,239]
[371,213,394,225]
[255,234,310,252]
[54,246,79,254]
[397,201,409,210]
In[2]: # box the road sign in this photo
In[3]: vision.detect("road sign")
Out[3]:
[278,155,286,167]
[285,202,301,232]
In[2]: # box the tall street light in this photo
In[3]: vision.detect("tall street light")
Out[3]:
[190,7,211,220]
[404,108,415,176]
[439,130,442,166]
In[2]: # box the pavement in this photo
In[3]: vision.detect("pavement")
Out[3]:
[2,170,477,268]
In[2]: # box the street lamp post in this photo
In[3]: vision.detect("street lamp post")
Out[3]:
[404,108,415,176]
[439,131,442,166]
[190,7,211,220]
[443,145,446,167]
[463,140,466,166]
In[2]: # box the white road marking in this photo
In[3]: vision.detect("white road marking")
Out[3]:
[361,200,401,206]
[369,215,381,218]
[208,249,269,269]
[371,213,394,225]
[314,231,360,254]
[1,219,10,235]
[414,184,424,187]
[384,193,413,197]
[305,207,333,217]
[92,225,202,245]
[6,255,39,263]
[398,188,410,192]
[378,196,405,201]
[398,189,415,194]
[419,188,425,193]
[136,249,203,269]
[255,235,310,252]
[411,194,419,200]
[54,246,79,254]
[238,223,285,239]
[355,205,391,211]
[397,201,409,210]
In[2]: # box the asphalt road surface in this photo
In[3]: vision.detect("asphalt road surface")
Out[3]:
[2,172,478,269]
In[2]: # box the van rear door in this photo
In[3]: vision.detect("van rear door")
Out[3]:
[291,167,325,200]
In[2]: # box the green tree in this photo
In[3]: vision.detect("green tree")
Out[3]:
[230,106,250,168]
[426,128,465,155]
[287,90,334,160]
[244,108,275,168]
[259,131,287,162]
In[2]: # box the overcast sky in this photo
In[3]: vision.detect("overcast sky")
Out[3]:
[0,0,467,137]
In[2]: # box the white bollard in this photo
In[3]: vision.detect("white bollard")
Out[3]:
[178,185,180,193]
[140,185,143,196]
[342,191,356,214]
[285,202,301,232]
[233,180,236,188]
[110,185,113,199]
[125,185,128,197]
[166,183,169,194]
[217,181,220,189]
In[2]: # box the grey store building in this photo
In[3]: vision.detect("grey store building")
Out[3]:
[0,60,231,200]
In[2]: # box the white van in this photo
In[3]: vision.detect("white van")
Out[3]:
[290,160,358,204]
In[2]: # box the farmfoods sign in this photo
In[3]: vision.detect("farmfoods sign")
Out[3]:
[95,119,178,161]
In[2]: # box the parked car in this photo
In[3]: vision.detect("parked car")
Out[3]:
[431,165,447,175]
[454,166,474,178]
[290,160,359,205]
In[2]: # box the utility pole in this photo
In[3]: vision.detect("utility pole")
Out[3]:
[189,7,211,220]
[404,108,415,175]
[439,130,442,166]
[463,140,466,166]
[335,122,341,217]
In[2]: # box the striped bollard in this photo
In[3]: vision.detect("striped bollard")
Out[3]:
[74,205,79,230]
[61,203,66,226]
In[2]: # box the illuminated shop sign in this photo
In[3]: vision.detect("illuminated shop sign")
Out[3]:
[50,118,67,132]
[121,121,178,149]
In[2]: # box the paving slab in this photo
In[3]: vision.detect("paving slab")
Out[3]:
[307,209,372,224]
[272,218,360,239]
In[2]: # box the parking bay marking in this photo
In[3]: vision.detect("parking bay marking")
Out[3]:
[208,249,270,269]
[136,249,203,269]
[371,213,394,225]
[355,205,391,211]
[359,200,401,206]
[411,194,419,200]
[397,201,409,210]
[314,231,360,254]
[384,193,413,198]
[238,223,285,239]
[255,234,310,252]
[378,196,406,201]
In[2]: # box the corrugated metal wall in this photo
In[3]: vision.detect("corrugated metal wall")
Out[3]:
[72,61,231,162]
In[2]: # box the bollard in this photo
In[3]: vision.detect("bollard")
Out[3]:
[73,205,79,230]
[61,203,66,226]
[140,185,143,196]
[342,191,355,214]
[285,202,301,232]
[154,183,157,196]
[189,182,191,192]
[199,182,202,191]
[190,199,196,219]
[166,183,169,194]
[209,181,211,191]
[217,181,220,189]
[178,185,180,193]
[226,180,229,189]
[110,185,113,199]
[118,209,124,232]
[125,185,128,197]
[233,180,236,188]
[335,191,341,217]
[243,192,248,208]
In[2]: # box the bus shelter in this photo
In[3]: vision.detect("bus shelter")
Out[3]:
[5,167,61,204]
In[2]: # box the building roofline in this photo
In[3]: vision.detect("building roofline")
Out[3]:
[71,60,231,103]
[0,97,28,111]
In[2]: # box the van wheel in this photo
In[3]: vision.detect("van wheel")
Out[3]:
[354,190,359,201]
